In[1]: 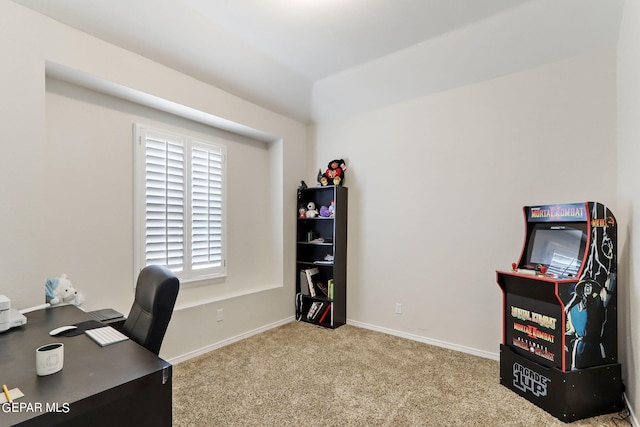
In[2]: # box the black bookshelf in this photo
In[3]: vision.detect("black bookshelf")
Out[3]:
[296,186,347,328]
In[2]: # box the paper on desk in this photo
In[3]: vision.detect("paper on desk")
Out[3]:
[0,388,24,403]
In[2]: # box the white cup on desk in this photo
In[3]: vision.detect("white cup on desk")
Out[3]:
[36,343,64,376]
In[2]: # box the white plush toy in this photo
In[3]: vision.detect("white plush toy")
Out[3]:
[305,202,319,218]
[45,274,85,306]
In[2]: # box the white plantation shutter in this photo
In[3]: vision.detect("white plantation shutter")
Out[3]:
[135,125,226,283]
[144,135,185,271]
[191,143,224,271]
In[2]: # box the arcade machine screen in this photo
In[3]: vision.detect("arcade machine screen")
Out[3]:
[524,223,587,278]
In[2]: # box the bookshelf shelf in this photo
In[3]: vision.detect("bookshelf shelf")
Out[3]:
[295,185,347,328]
[297,261,334,266]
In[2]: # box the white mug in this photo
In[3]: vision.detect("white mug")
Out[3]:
[36,343,64,376]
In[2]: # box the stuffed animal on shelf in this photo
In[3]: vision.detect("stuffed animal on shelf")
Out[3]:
[317,159,347,186]
[320,205,331,217]
[305,202,319,218]
[317,170,328,186]
[297,180,307,199]
[45,274,85,306]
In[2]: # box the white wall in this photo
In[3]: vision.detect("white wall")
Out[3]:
[314,49,617,358]
[0,1,308,361]
[617,0,640,421]
[0,1,47,307]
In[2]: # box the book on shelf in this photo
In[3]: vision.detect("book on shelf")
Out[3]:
[304,267,322,297]
[317,302,332,324]
[306,301,324,320]
[330,301,334,325]
[299,271,310,296]
[316,281,329,297]
[328,279,334,299]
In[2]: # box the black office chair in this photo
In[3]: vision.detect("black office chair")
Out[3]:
[122,265,179,355]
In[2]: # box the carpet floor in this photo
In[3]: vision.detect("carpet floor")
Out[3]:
[172,321,631,426]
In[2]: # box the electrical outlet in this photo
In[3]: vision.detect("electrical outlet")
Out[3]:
[395,303,402,314]
[216,308,224,322]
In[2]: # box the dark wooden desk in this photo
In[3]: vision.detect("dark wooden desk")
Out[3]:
[0,305,172,426]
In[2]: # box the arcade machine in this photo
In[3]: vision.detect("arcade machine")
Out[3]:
[497,202,624,422]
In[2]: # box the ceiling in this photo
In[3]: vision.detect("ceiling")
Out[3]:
[12,0,625,123]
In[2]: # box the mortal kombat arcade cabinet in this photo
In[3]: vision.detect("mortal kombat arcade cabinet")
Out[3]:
[497,202,624,422]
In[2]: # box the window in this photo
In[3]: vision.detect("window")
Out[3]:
[134,124,226,283]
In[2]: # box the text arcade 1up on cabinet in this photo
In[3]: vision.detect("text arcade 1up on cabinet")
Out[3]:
[497,202,624,422]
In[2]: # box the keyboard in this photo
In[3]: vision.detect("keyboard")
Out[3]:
[85,326,129,347]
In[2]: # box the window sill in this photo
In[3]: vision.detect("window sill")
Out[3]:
[173,282,284,311]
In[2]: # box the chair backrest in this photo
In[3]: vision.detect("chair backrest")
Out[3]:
[122,265,179,355]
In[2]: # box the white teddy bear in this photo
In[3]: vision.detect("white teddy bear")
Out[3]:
[305,202,319,218]
[45,273,85,306]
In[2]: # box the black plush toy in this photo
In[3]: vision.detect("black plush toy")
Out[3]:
[297,180,307,198]
[317,159,346,186]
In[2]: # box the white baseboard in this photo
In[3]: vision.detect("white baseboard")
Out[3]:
[167,316,295,365]
[347,319,500,361]
[624,393,638,427]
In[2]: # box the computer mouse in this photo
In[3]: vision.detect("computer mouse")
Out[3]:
[49,325,78,336]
